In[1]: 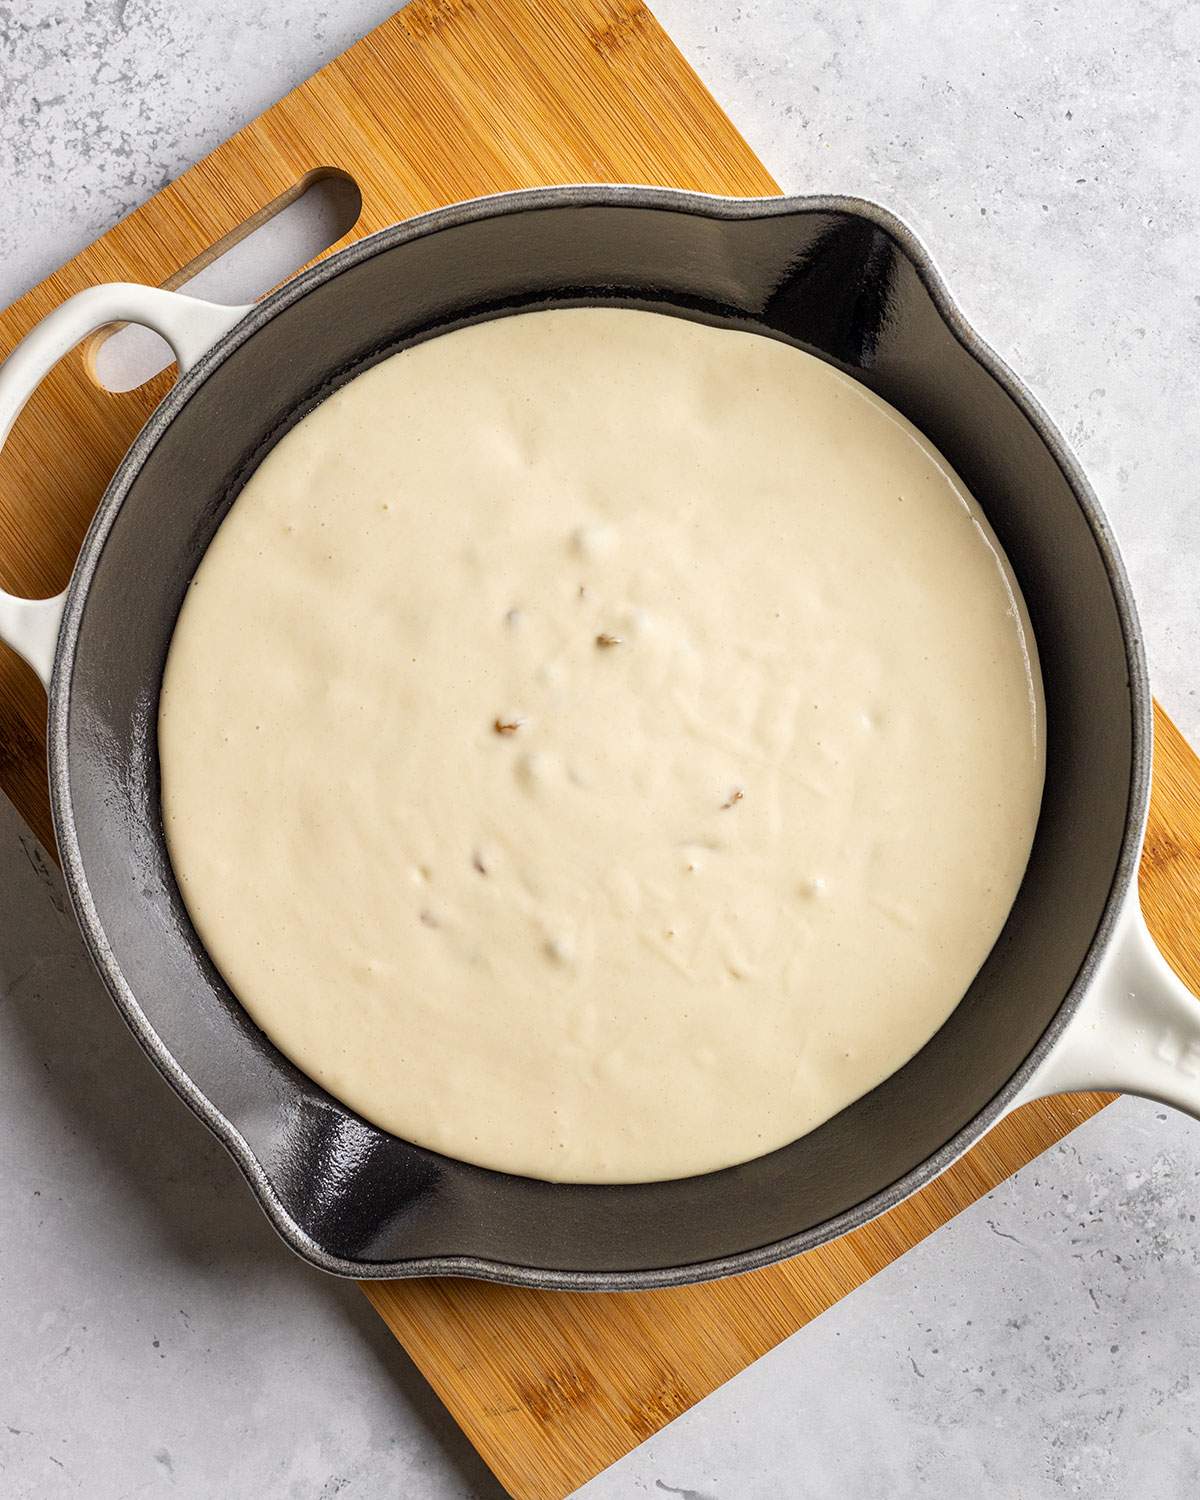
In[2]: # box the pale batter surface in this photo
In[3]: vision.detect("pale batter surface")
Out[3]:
[159,308,1044,1183]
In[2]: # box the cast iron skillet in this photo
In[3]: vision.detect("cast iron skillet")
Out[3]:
[0,188,1197,1289]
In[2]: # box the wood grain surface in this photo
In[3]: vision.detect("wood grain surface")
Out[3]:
[0,4,1195,1499]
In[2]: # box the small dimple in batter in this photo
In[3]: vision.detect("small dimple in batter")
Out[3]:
[159,308,1045,1184]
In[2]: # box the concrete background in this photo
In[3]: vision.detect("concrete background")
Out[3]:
[1,1,1198,1495]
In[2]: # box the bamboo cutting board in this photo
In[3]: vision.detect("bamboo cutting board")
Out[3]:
[0,4,1197,1498]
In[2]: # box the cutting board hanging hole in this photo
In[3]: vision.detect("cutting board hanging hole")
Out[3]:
[89,170,361,394]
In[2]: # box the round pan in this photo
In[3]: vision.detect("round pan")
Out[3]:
[0,187,1197,1289]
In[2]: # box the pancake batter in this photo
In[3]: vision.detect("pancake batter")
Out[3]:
[159,308,1044,1183]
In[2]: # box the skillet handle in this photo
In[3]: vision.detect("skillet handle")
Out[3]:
[0,283,254,690]
[1011,890,1200,1119]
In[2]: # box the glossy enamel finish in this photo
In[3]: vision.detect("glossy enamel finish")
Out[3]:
[44,189,1148,1287]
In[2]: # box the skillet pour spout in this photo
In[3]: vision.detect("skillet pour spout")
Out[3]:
[0,186,1195,1289]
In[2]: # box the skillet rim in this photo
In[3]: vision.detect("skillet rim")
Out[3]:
[45,184,1150,1288]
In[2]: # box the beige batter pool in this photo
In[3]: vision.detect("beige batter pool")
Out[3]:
[159,307,1044,1184]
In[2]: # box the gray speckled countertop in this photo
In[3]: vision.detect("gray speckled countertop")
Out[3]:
[2,2,1199,1496]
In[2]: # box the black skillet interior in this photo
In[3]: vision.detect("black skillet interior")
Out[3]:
[55,197,1135,1283]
